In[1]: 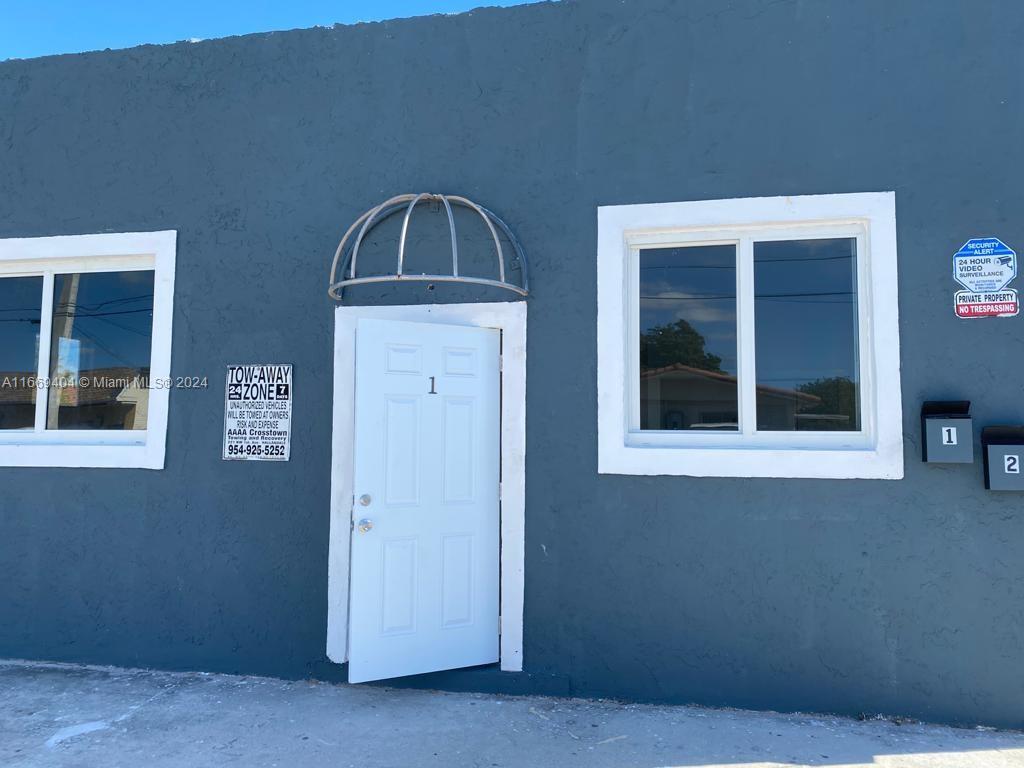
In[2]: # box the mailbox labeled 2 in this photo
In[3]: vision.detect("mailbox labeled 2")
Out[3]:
[982,426,1024,491]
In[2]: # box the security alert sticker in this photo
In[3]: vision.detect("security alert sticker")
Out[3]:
[953,237,1018,319]
[223,364,292,461]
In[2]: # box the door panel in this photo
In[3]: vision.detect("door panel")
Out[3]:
[380,538,417,635]
[348,318,500,684]
[442,397,476,502]
[383,396,421,505]
[441,534,474,627]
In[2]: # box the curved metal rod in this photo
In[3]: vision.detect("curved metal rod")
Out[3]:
[350,199,392,279]
[397,193,432,277]
[351,194,415,280]
[439,195,459,278]
[330,200,412,298]
[329,206,375,290]
[329,201,412,300]
[448,195,505,284]
[330,273,529,297]
[478,204,529,294]
[338,202,408,282]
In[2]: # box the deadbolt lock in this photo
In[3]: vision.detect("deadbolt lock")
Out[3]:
[358,494,372,506]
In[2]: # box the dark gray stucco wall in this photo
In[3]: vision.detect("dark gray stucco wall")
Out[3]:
[2,0,1024,728]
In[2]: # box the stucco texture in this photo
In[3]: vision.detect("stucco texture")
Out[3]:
[1,0,1023,727]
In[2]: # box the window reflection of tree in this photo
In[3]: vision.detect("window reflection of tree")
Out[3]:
[640,320,858,431]
[639,319,738,430]
[640,318,722,373]
[794,376,858,430]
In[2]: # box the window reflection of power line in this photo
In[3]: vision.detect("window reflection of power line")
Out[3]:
[53,308,153,318]
[59,292,154,311]
[86,314,151,337]
[757,298,854,304]
[640,295,736,300]
[757,377,856,383]
[640,255,853,268]
[641,291,853,300]
[1,307,152,325]
[758,291,854,298]
[68,325,136,369]
[640,265,733,270]
[1,289,152,315]
[756,255,853,263]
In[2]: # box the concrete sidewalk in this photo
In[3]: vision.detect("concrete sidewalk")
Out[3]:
[2,661,1023,768]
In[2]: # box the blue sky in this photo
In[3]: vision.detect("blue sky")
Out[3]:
[1,1,539,60]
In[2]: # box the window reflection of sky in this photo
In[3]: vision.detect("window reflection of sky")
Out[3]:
[639,245,738,376]
[51,271,155,374]
[0,277,43,373]
[0,272,154,374]
[754,238,858,392]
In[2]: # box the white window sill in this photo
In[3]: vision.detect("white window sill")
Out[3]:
[0,442,164,469]
[598,443,904,479]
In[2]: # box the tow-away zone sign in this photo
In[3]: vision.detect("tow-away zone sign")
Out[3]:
[223,364,292,460]
[954,289,1019,319]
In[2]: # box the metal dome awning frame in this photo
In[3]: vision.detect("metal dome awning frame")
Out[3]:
[328,193,529,303]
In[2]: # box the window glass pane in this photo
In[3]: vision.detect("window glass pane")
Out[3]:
[47,271,155,430]
[0,276,43,429]
[754,238,860,431]
[639,245,738,430]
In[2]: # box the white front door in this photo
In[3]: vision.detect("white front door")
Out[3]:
[347,318,501,684]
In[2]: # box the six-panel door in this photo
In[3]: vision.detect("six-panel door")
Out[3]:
[348,318,501,683]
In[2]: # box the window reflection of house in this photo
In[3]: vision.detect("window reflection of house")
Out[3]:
[0,366,148,431]
[640,363,823,431]
[0,375,36,429]
[55,366,150,430]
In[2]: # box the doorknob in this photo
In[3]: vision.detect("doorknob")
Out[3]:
[357,519,374,533]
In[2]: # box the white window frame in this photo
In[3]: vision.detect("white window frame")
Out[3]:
[0,231,176,469]
[597,192,903,479]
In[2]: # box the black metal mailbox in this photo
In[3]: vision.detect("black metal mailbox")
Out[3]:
[921,401,973,464]
[982,426,1024,491]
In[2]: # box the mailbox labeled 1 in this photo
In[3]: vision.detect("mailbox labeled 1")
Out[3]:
[921,401,973,464]
[982,426,1024,491]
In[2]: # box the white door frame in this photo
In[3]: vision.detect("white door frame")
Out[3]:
[327,301,526,672]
